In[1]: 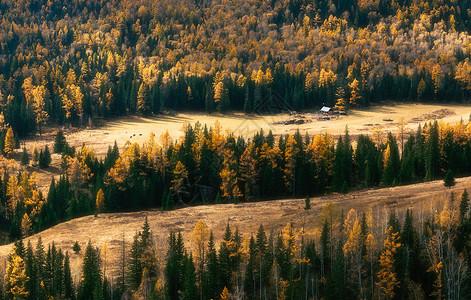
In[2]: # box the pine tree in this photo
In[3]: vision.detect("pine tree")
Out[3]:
[20,146,29,166]
[305,196,311,210]
[73,241,81,254]
[54,130,67,153]
[63,252,75,299]
[79,241,102,300]
[443,169,455,188]
[165,232,186,300]
[127,233,143,291]
[459,189,469,221]
[204,231,219,300]
[182,254,198,300]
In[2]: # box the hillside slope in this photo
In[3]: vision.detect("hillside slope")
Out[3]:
[0,176,468,279]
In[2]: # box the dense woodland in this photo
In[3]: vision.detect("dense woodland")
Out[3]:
[0,119,468,242]
[3,195,471,300]
[1,0,471,136]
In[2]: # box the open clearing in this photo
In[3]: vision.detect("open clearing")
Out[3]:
[25,103,471,158]
[16,102,471,190]
[0,176,468,279]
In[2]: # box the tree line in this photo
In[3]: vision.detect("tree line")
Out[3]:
[1,119,471,243]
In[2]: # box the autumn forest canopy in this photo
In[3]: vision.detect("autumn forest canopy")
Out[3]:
[3,0,471,299]
[1,0,471,136]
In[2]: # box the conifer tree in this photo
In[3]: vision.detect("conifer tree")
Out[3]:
[5,252,29,299]
[127,233,143,291]
[4,127,15,157]
[459,189,469,221]
[79,241,102,300]
[63,252,75,299]
[182,254,198,300]
[377,226,401,299]
[54,130,67,154]
[20,146,29,166]
[96,189,105,215]
[443,169,455,188]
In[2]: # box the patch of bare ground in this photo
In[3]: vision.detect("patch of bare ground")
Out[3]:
[0,176,468,279]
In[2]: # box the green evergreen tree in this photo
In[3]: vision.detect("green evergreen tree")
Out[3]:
[63,252,75,299]
[304,196,311,210]
[78,241,102,300]
[20,146,29,166]
[444,169,455,188]
[182,254,198,300]
[460,189,470,221]
[54,130,67,154]
[126,233,143,291]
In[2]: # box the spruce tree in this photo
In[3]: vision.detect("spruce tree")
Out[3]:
[20,146,29,166]
[63,252,74,299]
[182,254,198,300]
[304,196,311,210]
[126,233,143,291]
[54,129,67,153]
[444,169,455,188]
[79,241,102,300]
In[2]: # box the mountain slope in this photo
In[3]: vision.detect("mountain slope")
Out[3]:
[0,175,467,278]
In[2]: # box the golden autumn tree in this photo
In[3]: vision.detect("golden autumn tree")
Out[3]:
[343,209,363,292]
[5,253,29,299]
[334,85,347,111]
[4,127,15,157]
[171,161,188,202]
[349,79,362,107]
[32,85,48,135]
[6,176,21,218]
[137,82,149,114]
[96,189,105,214]
[377,226,402,299]
[191,219,210,298]
[284,135,299,197]
[20,213,32,238]
[220,286,230,300]
[220,149,241,201]
[239,143,257,200]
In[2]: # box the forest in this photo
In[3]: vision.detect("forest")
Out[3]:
[1,0,471,136]
[0,118,466,242]
[3,193,471,300]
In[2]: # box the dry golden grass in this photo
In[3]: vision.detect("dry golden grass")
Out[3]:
[17,103,471,191]
[0,175,468,279]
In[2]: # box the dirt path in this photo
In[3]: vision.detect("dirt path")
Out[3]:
[0,176,468,278]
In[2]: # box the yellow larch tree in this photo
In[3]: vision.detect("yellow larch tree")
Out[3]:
[220,286,230,300]
[20,213,32,238]
[349,79,361,107]
[220,149,241,201]
[377,226,401,299]
[96,189,105,214]
[239,143,257,200]
[32,85,48,135]
[5,253,29,299]
[284,135,299,197]
[4,127,15,157]
[171,161,188,201]
[343,209,363,293]
[191,219,209,298]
